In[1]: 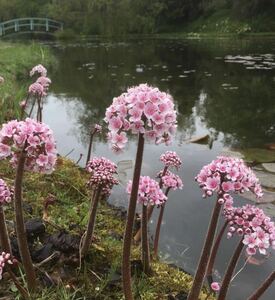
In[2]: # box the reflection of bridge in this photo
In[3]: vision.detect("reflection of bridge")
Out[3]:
[0,18,63,37]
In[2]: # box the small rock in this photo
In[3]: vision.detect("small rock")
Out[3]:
[32,243,55,262]
[25,219,46,240]
[262,163,275,173]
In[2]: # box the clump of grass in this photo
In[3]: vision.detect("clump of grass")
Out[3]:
[0,42,56,122]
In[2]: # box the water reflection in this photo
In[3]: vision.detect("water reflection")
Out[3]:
[43,37,275,300]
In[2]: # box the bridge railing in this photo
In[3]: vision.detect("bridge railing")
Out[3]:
[0,18,63,36]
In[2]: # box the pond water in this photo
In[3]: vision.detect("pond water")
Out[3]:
[43,37,275,300]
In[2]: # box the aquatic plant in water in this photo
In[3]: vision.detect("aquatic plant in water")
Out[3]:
[81,157,118,257]
[187,156,263,300]
[127,176,167,274]
[134,150,182,242]
[105,83,177,300]
[0,179,13,254]
[0,118,57,291]
[153,170,183,257]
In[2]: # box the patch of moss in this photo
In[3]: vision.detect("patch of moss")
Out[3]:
[0,157,214,300]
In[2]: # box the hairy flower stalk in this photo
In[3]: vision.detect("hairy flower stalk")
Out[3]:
[81,157,118,257]
[85,124,102,166]
[127,176,167,275]
[14,151,37,291]
[105,84,177,299]
[0,118,57,291]
[134,151,181,243]
[187,156,263,300]
[206,221,229,285]
[123,133,144,298]
[0,179,13,253]
[153,170,183,257]
[247,270,275,300]
[217,239,244,300]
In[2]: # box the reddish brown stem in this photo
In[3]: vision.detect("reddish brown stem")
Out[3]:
[122,133,144,300]
[141,204,150,275]
[134,166,168,243]
[217,239,244,300]
[206,221,229,285]
[0,205,12,254]
[86,132,94,166]
[14,151,37,291]
[153,188,170,258]
[81,188,101,257]
[187,198,222,300]
[7,266,29,299]
[247,270,275,300]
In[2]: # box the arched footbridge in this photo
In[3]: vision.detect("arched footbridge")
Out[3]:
[0,18,63,37]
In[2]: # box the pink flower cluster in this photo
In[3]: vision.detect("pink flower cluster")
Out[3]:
[0,179,13,205]
[105,84,177,152]
[0,118,57,173]
[86,157,118,196]
[160,151,182,169]
[28,65,51,97]
[127,176,167,206]
[223,204,275,256]
[30,64,47,77]
[28,82,45,97]
[0,252,13,280]
[195,156,263,202]
[160,170,183,190]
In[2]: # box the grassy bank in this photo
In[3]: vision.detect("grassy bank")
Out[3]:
[0,157,214,300]
[0,42,55,122]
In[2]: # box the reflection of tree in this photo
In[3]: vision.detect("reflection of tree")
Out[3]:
[50,38,275,149]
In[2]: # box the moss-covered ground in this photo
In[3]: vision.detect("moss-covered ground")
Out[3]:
[0,158,214,300]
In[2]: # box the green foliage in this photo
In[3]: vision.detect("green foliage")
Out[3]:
[0,42,55,123]
[1,0,275,35]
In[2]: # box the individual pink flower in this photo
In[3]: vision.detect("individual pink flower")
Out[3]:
[127,176,167,206]
[196,156,263,202]
[160,151,182,170]
[0,118,57,173]
[105,84,177,152]
[86,157,118,196]
[0,179,13,205]
[0,252,13,280]
[223,204,275,256]
[29,64,47,77]
[211,282,220,292]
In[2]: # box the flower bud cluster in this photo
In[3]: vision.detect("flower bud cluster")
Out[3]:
[0,179,13,205]
[0,118,57,173]
[105,83,177,152]
[127,176,167,206]
[223,204,275,255]
[160,151,182,169]
[86,157,118,196]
